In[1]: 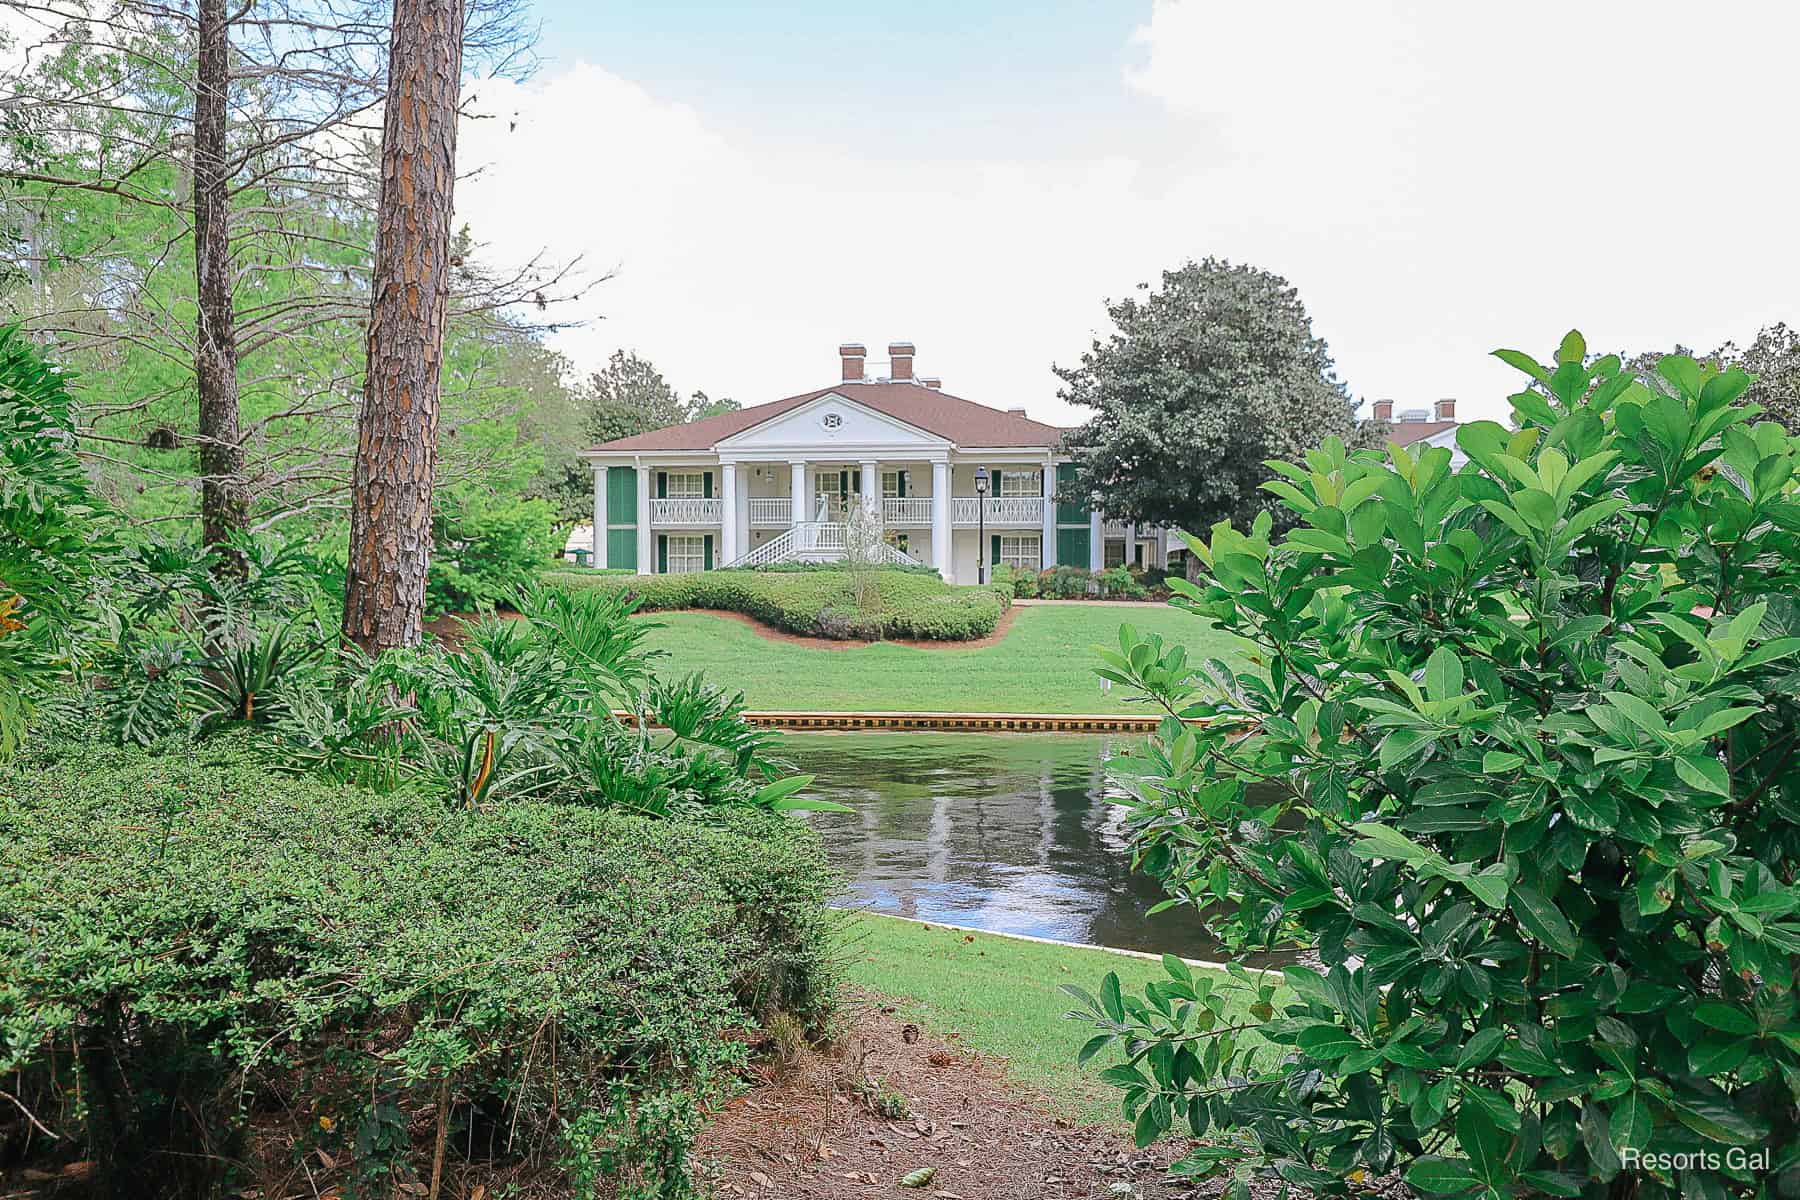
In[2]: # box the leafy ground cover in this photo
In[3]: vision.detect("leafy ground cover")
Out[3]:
[629,603,1241,713]
[836,913,1263,1127]
[545,566,1013,641]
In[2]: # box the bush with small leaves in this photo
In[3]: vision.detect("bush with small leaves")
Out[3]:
[544,566,1011,641]
[0,739,836,1196]
[1077,333,1800,1198]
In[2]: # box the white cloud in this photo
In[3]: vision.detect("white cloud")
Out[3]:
[457,4,1800,430]
[1126,0,1800,416]
[457,64,1176,425]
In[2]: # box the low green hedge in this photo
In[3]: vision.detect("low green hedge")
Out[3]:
[0,740,834,1195]
[542,566,1012,641]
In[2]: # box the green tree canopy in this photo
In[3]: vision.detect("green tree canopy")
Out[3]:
[1057,258,1361,534]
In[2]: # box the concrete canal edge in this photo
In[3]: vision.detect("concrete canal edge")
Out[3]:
[616,709,1175,732]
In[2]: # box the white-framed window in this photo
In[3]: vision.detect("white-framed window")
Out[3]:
[882,470,904,498]
[999,469,1041,498]
[1104,538,1126,568]
[666,534,706,574]
[999,534,1040,571]
[665,471,705,499]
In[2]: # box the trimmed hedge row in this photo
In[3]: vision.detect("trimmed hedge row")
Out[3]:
[542,566,1013,641]
[991,563,1173,601]
[0,739,834,1195]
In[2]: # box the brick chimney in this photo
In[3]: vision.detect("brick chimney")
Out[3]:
[838,343,866,382]
[1372,399,1394,421]
[1435,398,1457,421]
[921,377,942,390]
[1007,407,1027,417]
[888,341,916,381]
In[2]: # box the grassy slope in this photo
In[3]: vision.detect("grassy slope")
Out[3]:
[635,602,1240,714]
[837,913,1255,1128]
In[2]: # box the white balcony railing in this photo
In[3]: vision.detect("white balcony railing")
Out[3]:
[747,497,791,526]
[648,497,722,525]
[951,496,1044,527]
[883,497,934,525]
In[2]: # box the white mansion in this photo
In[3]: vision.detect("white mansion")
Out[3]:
[581,341,1175,582]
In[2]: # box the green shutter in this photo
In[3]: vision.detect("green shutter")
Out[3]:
[897,471,907,497]
[852,469,861,495]
[990,534,1001,567]
[657,535,668,574]
[1056,527,1089,567]
[607,466,637,523]
[656,472,667,499]
[703,535,713,570]
[839,469,849,499]
[702,471,713,499]
[1056,463,1084,525]
[607,528,637,570]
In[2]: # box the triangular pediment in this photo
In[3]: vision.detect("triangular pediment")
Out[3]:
[715,392,952,451]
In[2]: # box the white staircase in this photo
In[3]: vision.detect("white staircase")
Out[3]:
[722,500,924,570]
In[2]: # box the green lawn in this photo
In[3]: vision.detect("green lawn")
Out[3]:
[635,602,1241,713]
[837,913,1259,1127]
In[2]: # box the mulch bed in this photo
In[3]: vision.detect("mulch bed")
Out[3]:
[695,997,1193,1200]
[680,605,1022,651]
[423,605,1024,652]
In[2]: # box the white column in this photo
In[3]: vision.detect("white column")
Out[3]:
[635,465,652,575]
[859,459,878,520]
[1125,521,1137,569]
[1040,459,1056,570]
[592,464,606,567]
[932,459,953,582]
[1089,509,1103,571]
[735,467,751,560]
[719,462,738,567]
[790,460,807,524]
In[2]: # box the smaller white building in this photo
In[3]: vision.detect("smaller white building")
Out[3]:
[1371,398,1468,467]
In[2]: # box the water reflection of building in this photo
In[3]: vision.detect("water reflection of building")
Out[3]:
[796,733,1219,958]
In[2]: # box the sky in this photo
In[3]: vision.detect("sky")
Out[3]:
[454,1,1800,427]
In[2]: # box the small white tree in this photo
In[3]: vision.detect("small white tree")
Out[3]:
[842,499,885,614]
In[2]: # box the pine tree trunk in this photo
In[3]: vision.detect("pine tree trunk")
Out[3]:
[194,0,247,575]
[341,0,464,653]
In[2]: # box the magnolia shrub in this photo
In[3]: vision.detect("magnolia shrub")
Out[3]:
[1075,333,1800,1198]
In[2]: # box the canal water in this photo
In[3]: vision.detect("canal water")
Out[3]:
[786,731,1242,960]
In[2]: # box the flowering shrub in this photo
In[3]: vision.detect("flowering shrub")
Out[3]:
[1076,334,1800,1197]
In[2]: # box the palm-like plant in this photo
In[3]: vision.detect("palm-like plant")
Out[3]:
[190,617,328,729]
[514,581,662,707]
[379,617,576,808]
[646,672,789,779]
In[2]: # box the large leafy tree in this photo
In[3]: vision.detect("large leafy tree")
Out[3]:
[1080,332,1800,1197]
[580,348,694,443]
[1725,323,1799,435]
[1057,258,1362,534]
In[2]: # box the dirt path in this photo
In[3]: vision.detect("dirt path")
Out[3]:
[696,997,1190,1199]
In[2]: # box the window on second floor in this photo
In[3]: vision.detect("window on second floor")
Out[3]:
[999,469,1041,498]
[665,472,705,499]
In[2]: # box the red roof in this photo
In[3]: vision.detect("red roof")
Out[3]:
[584,382,1067,454]
[1384,419,1458,448]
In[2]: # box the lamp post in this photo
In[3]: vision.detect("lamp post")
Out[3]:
[974,466,989,584]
